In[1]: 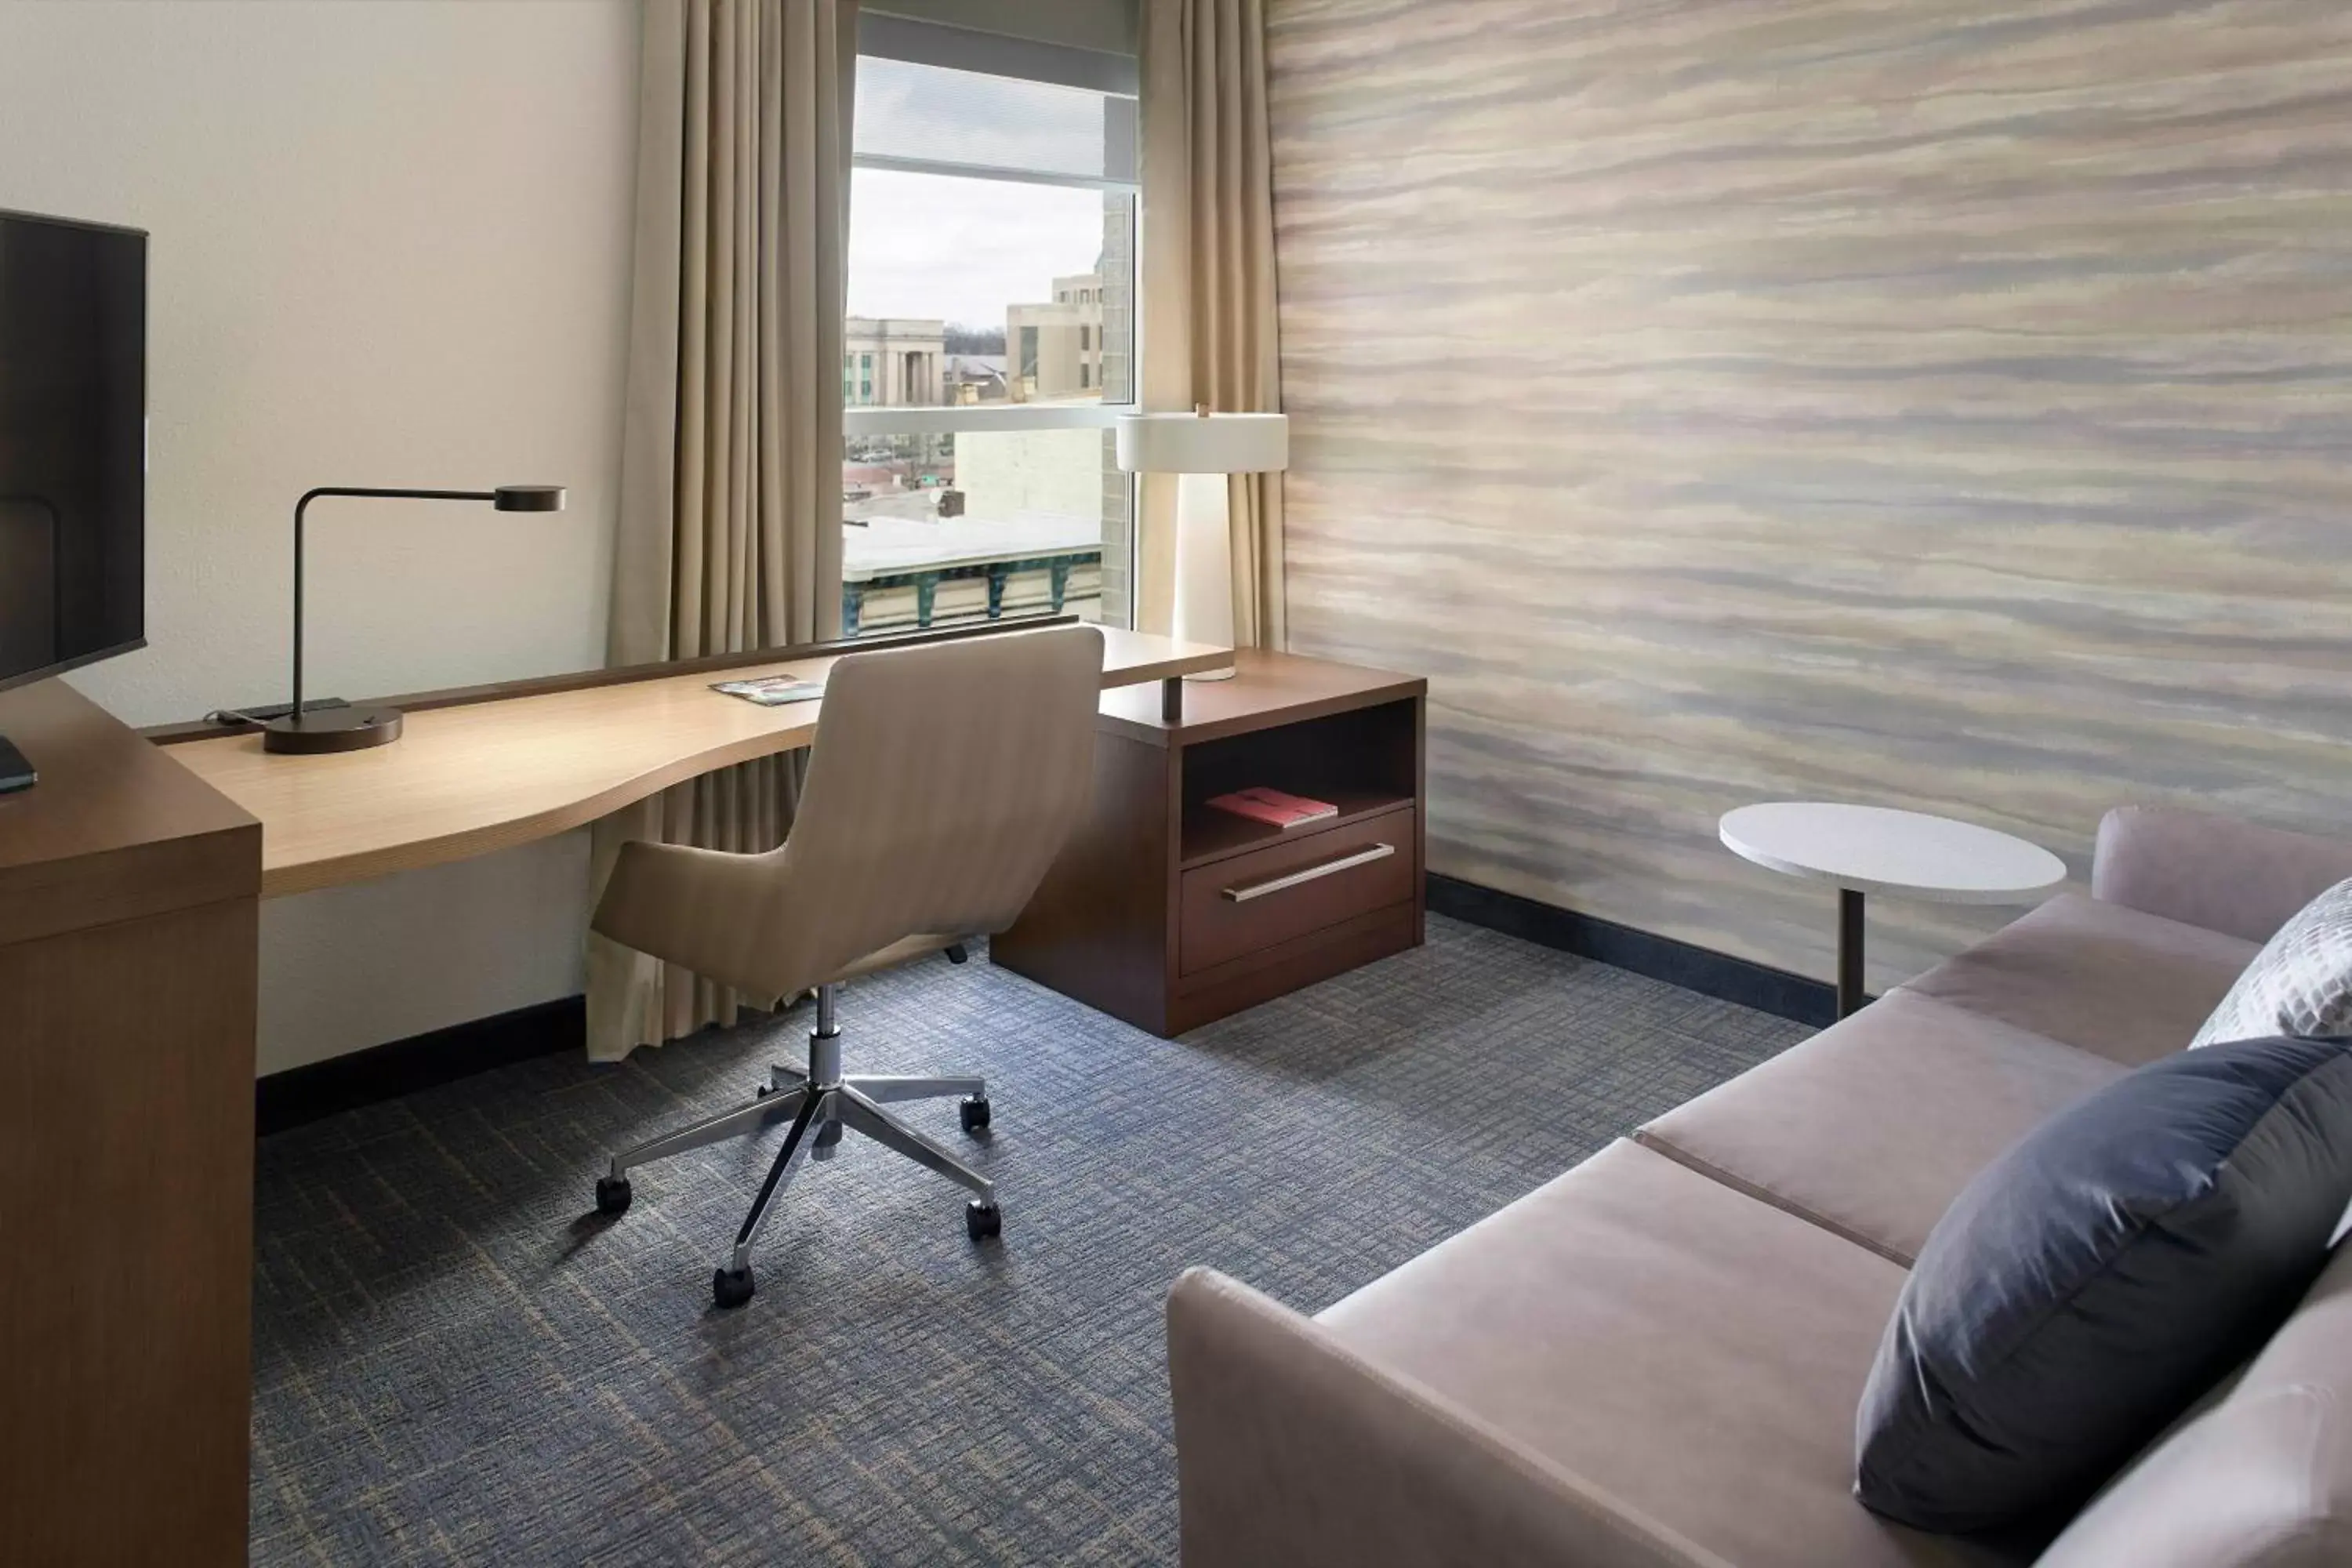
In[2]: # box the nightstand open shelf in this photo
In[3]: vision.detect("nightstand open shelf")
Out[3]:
[993,648,1426,1037]
[1180,788,1416,870]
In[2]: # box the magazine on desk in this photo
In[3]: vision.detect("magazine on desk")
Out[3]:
[711,674,826,707]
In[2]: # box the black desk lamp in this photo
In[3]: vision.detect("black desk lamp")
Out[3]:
[264,485,566,754]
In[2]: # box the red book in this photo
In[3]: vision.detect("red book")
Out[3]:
[1207,786,1339,829]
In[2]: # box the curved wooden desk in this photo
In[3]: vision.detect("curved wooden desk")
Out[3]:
[162,625,1226,898]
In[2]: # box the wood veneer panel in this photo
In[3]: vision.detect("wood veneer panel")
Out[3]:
[0,895,257,1566]
[1167,901,1421,1035]
[1179,804,1417,975]
[0,681,257,946]
[990,731,1178,1035]
[1098,648,1425,747]
[998,655,1426,1037]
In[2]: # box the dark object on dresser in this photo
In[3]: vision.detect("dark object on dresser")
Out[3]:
[993,648,1426,1036]
[0,731,33,793]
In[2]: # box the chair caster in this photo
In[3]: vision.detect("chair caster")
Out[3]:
[756,1082,775,1098]
[594,1175,633,1215]
[811,1117,844,1160]
[713,1265,756,1308]
[959,1094,991,1134]
[967,1200,1002,1241]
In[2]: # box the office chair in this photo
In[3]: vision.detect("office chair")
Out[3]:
[589,623,1105,1307]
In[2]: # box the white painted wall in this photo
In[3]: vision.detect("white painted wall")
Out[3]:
[0,1,641,1072]
[958,427,1105,521]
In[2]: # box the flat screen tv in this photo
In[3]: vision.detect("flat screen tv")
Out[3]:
[0,209,147,706]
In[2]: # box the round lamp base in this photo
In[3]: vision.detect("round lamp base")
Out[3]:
[263,706,405,754]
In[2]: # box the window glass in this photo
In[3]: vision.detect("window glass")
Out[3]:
[854,56,1136,183]
[842,56,1138,637]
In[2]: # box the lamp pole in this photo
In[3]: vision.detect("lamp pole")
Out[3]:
[268,484,565,753]
[288,488,509,723]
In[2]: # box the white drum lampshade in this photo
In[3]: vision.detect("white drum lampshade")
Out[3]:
[1116,410,1288,677]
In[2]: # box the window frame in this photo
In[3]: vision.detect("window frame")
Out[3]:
[838,43,1143,631]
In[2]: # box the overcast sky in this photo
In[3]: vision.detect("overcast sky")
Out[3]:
[847,169,1109,329]
[845,56,1124,329]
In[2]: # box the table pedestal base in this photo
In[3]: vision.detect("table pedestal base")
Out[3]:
[1838,887,1865,1019]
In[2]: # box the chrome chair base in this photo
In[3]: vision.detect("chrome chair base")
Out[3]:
[593,982,998,1308]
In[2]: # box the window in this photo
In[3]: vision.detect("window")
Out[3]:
[840,14,1139,640]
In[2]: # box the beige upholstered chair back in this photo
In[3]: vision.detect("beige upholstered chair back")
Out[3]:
[781,622,1104,969]
[593,625,1105,1004]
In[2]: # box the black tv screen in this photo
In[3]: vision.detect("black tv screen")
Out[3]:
[0,209,146,695]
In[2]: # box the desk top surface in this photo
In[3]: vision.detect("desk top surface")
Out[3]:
[0,679,260,944]
[1096,648,1426,748]
[164,625,1225,898]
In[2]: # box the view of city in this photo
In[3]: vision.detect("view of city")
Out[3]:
[842,63,1137,638]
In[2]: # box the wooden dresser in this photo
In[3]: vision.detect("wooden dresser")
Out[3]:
[994,649,1425,1035]
[0,678,258,1564]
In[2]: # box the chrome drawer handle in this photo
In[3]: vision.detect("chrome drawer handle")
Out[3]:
[1222,842,1396,902]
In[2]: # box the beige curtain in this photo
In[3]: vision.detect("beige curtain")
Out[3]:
[1138,0,1284,647]
[586,0,856,1062]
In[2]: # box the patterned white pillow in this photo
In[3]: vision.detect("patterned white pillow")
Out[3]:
[2192,878,2352,1047]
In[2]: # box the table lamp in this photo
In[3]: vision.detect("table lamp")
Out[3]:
[1116,407,1287,678]
[264,484,567,753]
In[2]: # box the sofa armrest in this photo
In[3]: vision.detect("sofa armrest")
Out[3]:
[2092,807,2352,945]
[1166,1268,1729,1568]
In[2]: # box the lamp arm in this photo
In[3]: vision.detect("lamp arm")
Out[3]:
[288,487,497,720]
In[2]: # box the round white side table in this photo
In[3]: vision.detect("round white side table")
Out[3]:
[1719,802,2067,1018]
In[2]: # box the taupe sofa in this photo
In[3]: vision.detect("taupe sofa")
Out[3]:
[1168,807,2352,1567]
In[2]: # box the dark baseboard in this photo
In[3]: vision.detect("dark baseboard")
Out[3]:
[256,995,586,1138]
[256,880,1832,1138]
[1428,873,1841,1028]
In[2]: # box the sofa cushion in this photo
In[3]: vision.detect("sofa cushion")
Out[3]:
[1904,891,2256,1065]
[1317,1140,2027,1568]
[1855,1036,2352,1534]
[2193,879,2352,1047]
[1637,991,2124,1265]
[2036,1237,2352,1568]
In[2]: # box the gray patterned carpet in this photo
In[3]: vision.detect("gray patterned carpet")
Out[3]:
[249,915,1809,1565]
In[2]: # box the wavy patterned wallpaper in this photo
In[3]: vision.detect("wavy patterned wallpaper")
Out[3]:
[1267,0,2352,990]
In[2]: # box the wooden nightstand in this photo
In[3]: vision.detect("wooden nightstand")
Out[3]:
[993,648,1426,1036]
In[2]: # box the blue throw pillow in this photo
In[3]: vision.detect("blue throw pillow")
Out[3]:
[1855,1034,2352,1534]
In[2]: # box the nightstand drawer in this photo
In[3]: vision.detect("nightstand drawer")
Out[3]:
[1180,805,1416,976]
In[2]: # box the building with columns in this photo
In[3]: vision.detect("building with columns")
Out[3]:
[844,317,945,407]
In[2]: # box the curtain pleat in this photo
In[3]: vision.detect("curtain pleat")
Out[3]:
[1140,0,1286,648]
[587,0,854,1061]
